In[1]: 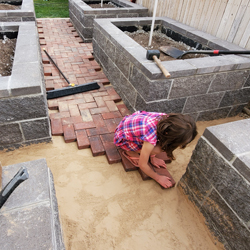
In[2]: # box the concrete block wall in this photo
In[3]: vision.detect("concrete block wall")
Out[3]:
[178,119,250,250]
[0,22,51,150]
[0,0,36,22]
[69,0,148,42]
[92,17,250,121]
[0,159,65,249]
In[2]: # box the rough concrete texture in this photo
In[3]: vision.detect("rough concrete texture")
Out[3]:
[0,0,35,22]
[69,0,148,42]
[92,16,250,121]
[0,158,65,250]
[0,22,51,150]
[179,118,250,250]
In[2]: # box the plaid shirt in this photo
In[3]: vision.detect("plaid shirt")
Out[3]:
[114,111,167,151]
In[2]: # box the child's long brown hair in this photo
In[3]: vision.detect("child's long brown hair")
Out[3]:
[157,113,197,160]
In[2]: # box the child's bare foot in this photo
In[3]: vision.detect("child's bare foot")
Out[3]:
[150,155,167,168]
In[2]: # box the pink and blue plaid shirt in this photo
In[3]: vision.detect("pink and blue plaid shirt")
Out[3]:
[114,110,167,151]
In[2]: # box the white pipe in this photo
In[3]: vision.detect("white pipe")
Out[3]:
[148,0,158,47]
[101,0,103,8]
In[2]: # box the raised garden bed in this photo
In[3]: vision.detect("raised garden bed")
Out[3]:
[69,0,148,42]
[0,22,51,150]
[92,17,250,121]
[0,0,35,22]
[179,118,250,249]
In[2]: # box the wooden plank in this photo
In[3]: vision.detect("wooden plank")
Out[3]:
[197,0,212,30]
[186,0,197,25]
[201,0,217,32]
[216,0,241,40]
[182,0,192,24]
[227,0,250,42]
[176,0,185,21]
[179,0,189,23]
[207,0,229,36]
[233,1,250,45]
[191,0,206,28]
[239,19,250,47]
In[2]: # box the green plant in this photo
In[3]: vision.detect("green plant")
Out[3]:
[34,0,69,18]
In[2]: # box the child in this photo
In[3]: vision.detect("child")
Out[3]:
[114,111,197,188]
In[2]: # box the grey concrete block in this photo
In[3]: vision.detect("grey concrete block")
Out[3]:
[0,159,65,249]
[181,160,212,204]
[202,190,250,250]
[209,70,249,93]
[129,66,171,102]
[184,92,224,113]
[120,73,137,107]
[204,119,250,158]
[220,88,250,107]
[233,153,250,183]
[115,49,130,79]
[0,95,47,123]
[0,203,54,249]
[0,123,23,145]
[21,118,51,141]
[0,77,10,98]
[197,107,231,121]
[169,74,213,99]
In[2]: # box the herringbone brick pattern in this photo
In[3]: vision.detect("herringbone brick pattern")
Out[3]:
[37,18,131,164]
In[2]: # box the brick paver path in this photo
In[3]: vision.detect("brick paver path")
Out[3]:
[37,18,131,164]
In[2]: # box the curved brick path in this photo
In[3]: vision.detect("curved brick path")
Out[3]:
[37,18,130,164]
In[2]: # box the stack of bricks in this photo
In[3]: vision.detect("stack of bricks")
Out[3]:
[37,18,131,164]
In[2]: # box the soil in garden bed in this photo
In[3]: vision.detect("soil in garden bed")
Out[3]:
[0,3,21,10]
[125,30,209,61]
[0,36,16,76]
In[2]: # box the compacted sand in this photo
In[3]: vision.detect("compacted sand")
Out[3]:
[0,115,244,250]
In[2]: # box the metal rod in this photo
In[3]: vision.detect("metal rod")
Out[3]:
[43,48,71,85]
[148,0,158,47]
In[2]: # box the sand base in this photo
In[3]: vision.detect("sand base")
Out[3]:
[0,115,243,250]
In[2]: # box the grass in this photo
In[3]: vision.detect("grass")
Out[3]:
[34,0,69,18]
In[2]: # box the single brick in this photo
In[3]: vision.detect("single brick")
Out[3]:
[50,111,70,119]
[50,118,63,136]
[95,96,106,107]
[63,124,76,143]
[58,102,69,112]
[104,119,117,133]
[80,109,93,122]
[74,121,96,130]
[47,100,58,110]
[76,130,90,149]
[105,100,118,112]
[61,116,83,125]
[69,106,81,117]
[92,114,105,127]
[90,107,109,115]
[117,104,131,117]
[86,127,109,136]
[89,136,105,156]
[102,141,121,164]
[83,93,94,103]
[78,102,97,110]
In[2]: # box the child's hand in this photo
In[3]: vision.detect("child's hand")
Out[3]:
[156,175,172,188]
[150,155,167,168]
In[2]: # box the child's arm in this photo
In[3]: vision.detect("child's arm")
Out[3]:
[139,142,172,188]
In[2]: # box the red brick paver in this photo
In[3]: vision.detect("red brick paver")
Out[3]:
[37,18,129,164]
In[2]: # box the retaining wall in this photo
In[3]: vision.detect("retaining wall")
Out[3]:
[92,17,250,121]
[178,119,250,250]
[69,0,148,42]
[0,0,36,22]
[0,22,51,150]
